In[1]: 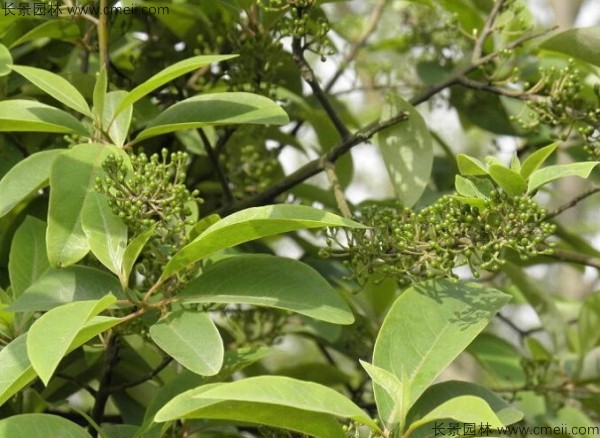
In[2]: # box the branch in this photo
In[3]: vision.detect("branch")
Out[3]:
[549,248,600,270]
[108,357,172,391]
[471,0,508,63]
[292,37,351,140]
[324,0,388,93]
[199,128,234,203]
[97,0,109,69]
[546,186,600,220]
[218,111,409,215]
[325,162,352,218]
[90,334,120,437]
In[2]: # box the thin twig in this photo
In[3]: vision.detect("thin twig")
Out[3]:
[90,334,120,437]
[471,0,508,63]
[292,37,351,140]
[324,0,388,93]
[108,357,172,391]
[325,162,352,218]
[97,0,109,70]
[550,248,600,270]
[546,187,600,220]
[55,373,97,397]
[199,128,234,203]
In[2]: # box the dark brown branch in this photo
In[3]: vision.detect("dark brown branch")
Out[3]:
[199,128,234,203]
[108,357,172,391]
[218,111,409,215]
[546,186,600,220]
[324,0,388,93]
[292,37,351,140]
[55,373,97,397]
[90,334,120,437]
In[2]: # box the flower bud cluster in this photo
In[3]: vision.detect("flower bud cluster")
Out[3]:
[514,60,600,158]
[96,149,202,278]
[325,192,556,286]
[222,142,279,198]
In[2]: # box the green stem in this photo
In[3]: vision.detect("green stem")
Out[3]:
[98,0,109,70]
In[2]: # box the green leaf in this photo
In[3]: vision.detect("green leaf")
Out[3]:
[162,204,364,278]
[82,192,127,276]
[11,65,92,117]
[47,143,124,268]
[27,295,116,385]
[454,175,491,198]
[372,280,510,427]
[579,293,600,353]
[376,94,433,208]
[9,19,80,48]
[178,254,354,324]
[488,164,527,197]
[113,54,237,117]
[360,361,407,429]
[8,216,50,298]
[0,43,12,77]
[103,91,132,147]
[520,142,559,179]
[0,149,64,218]
[154,376,379,436]
[138,347,270,437]
[510,155,521,173]
[527,162,599,193]
[451,195,487,211]
[467,333,526,386]
[406,396,504,433]
[0,334,37,407]
[456,154,488,176]
[0,316,122,406]
[541,26,600,67]
[188,213,221,240]
[121,226,155,285]
[135,92,289,141]
[149,310,224,376]
[8,266,122,312]
[406,380,523,429]
[0,414,91,437]
[93,67,107,123]
[0,100,89,135]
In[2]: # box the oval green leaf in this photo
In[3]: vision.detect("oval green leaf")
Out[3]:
[527,162,599,193]
[10,19,81,48]
[488,164,527,197]
[135,92,289,141]
[47,143,125,268]
[8,265,122,312]
[0,43,12,76]
[520,142,559,179]
[27,295,116,385]
[373,280,510,427]
[0,316,122,406]
[82,192,127,276]
[376,94,433,207]
[155,375,379,435]
[0,100,89,135]
[11,65,92,117]
[456,154,488,176]
[113,54,237,117]
[149,309,224,376]
[0,149,64,218]
[8,216,50,298]
[162,204,364,278]
[121,225,155,286]
[541,26,600,67]
[103,90,132,147]
[178,254,354,324]
[0,414,91,438]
